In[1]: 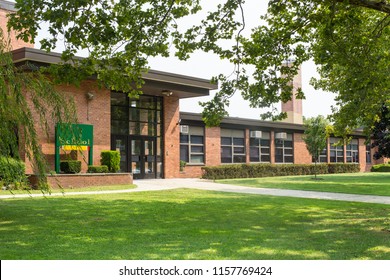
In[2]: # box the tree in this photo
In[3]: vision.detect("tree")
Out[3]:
[302,116,329,179]
[7,0,390,132]
[371,104,390,160]
[0,29,77,190]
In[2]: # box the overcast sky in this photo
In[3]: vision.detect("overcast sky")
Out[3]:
[31,0,336,120]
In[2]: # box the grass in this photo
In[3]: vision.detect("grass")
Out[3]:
[218,173,390,196]
[0,189,389,260]
[0,184,136,195]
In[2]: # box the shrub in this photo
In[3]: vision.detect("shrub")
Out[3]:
[371,164,390,172]
[327,163,360,174]
[202,163,359,180]
[100,150,120,173]
[87,165,109,173]
[0,156,26,188]
[60,160,81,174]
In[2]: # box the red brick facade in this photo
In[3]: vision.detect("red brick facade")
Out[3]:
[23,80,111,174]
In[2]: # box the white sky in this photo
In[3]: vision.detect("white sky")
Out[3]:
[147,0,337,119]
[31,0,336,119]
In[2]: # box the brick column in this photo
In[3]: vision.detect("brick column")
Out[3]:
[293,133,312,164]
[205,127,221,166]
[270,131,275,164]
[245,129,250,163]
[163,96,180,178]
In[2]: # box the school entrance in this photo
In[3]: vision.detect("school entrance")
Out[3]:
[111,93,163,179]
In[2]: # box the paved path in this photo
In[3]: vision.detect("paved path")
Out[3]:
[1,178,390,205]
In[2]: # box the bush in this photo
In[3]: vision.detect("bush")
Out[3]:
[0,156,26,188]
[60,160,81,174]
[327,163,360,174]
[87,165,109,173]
[371,164,390,172]
[202,163,359,180]
[100,150,120,173]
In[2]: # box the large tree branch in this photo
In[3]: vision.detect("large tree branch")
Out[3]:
[335,0,390,14]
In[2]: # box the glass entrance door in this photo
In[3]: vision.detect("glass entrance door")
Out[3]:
[131,137,156,179]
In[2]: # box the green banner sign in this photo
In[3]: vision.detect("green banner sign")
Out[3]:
[55,124,94,173]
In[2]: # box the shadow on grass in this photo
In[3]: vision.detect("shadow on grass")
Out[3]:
[0,189,389,260]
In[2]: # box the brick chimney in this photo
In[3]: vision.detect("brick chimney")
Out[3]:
[0,0,34,50]
[281,62,303,124]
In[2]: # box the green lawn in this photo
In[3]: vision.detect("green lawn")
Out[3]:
[218,173,390,196]
[1,189,389,260]
[0,184,136,195]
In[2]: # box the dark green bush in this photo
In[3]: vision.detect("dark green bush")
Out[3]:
[371,164,390,172]
[202,163,359,180]
[0,156,26,188]
[60,160,81,174]
[87,165,109,173]
[100,150,120,173]
[327,163,360,174]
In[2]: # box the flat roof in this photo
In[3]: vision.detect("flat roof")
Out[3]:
[12,47,217,98]
[0,0,15,11]
[180,112,366,136]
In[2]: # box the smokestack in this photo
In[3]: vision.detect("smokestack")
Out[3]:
[281,61,303,124]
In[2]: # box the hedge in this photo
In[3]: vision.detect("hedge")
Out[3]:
[0,156,26,188]
[87,165,109,173]
[100,150,120,173]
[371,164,390,172]
[201,163,360,180]
[60,160,82,174]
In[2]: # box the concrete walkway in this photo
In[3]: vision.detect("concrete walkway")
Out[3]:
[1,178,390,205]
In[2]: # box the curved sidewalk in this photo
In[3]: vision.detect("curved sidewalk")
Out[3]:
[1,178,390,205]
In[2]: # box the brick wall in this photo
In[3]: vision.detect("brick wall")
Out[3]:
[178,126,222,178]
[29,173,133,189]
[293,133,312,164]
[23,80,111,174]
[163,96,180,178]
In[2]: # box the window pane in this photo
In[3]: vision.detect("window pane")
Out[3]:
[285,156,294,163]
[221,137,232,145]
[233,155,246,163]
[191,135,204,145]
[191,146,204,153]
[284,141,293,148]
[111,120,128,134]
[234,147,245,154]
[233,137,245,146]
[250,138,260,146]
[190,155,204,164]
[221,147,232,163]
[111,91,127,106]
[275,155,283,163]
[261,155,271,162]
[261,148,270,154]
[180,134,189,143]
[260,139,270,146]
[180,145,189,162]
[112,106,128,120]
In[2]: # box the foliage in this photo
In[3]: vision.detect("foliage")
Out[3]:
[202,163,360,180]
[7,0,390,133]
[371,105,390,159]
[303,116,329,178]
[87,165,109,173]
[371,164,390,172]
[0,29,77,190]
[179,160,187,171]
[327,163,361,174]
[0,156,26,188]
[60,160,82,174]
[100,151,120,173]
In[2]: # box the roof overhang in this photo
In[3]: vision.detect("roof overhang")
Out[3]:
[0,0,16,12]
[11,47,217,99]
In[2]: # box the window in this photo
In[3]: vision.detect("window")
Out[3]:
[180,126,204,164]
[346,139,359,163]
[274,133,293,163]
[330,138,344,163]
[366,144,372,164]
[312,147,328,163]
[221,129,246,163]
[250,131,270,162]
